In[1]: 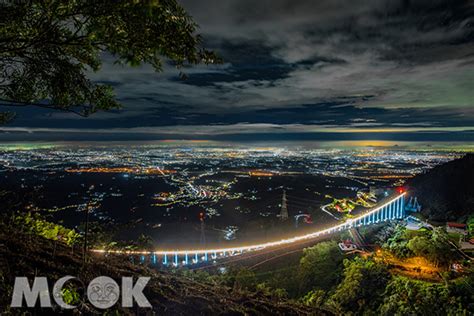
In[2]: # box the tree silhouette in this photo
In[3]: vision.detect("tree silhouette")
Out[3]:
[0,1,219,122]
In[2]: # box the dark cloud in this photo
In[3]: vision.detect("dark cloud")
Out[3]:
[3,100,473,130]
[1,0,473,140]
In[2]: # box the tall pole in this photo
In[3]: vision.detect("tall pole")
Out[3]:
[82,204,89,266]
[280,190,289,221]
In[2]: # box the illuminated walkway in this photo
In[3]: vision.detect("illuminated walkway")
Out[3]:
[92,193,406,267]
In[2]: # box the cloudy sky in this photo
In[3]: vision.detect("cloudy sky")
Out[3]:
[1,0,474,141]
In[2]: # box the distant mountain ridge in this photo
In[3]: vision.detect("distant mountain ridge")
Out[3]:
[406,153,474,221]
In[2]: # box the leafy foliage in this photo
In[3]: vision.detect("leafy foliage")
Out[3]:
[14,212,81,246]
[406,227,456,268]
[0,0,219,120]
[379,276,470,315]
[468,216,474,236]
[301,289,327,308]
[382,224,415,258]
[234,268,257,290]
[330,257,390,314]
[298,240,344,293]
[61,285,81,306]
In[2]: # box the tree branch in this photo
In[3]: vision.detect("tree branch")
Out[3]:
[0,98,90,117]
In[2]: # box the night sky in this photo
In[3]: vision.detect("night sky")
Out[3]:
[1,0,473,142]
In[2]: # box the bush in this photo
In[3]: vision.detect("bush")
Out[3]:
[379,276,470,315]
[302,289,326,308]
[234,268,257,290]
[298,240,344,293]
[14,212,81,247]
[330,257,390,314]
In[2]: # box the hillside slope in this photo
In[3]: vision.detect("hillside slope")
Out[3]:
[0,222,323,315]
[406,153,474,221]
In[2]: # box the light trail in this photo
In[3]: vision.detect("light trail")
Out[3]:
[92,193,406,257]
[320,203,341,220]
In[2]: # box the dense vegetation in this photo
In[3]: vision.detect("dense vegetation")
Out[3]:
[181,224,473,315]
[382,225,458,268]
[13,212,81,247]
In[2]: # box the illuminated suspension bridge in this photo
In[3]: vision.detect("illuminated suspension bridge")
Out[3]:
[92,193,406,267]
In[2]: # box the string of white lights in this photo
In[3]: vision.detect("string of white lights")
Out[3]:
[91,192,406,256]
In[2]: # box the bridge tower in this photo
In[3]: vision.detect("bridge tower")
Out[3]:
[280,190,289,221]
